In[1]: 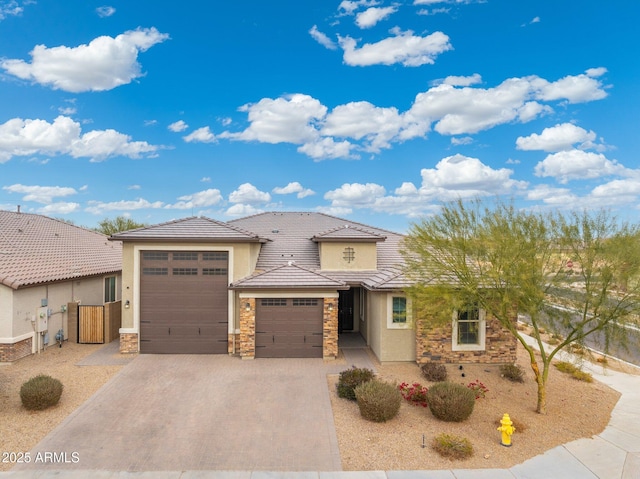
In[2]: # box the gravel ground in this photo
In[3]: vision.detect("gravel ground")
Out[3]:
[0,342,124,471]
[328,346,624,471]
[0,339,627,472]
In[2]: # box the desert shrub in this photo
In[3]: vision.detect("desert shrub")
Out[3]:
[421,362,448,382]
[571,370,594,383]
[500,363,525,383]
[494,416,528,433]
[354,379,402,422]
[398,382,428,407]
[466,379,489,399]
[432,433,473,460]
[554,361,578,374]
[426,382,476,422]
[336,366,375,401]
[20,374,63,411]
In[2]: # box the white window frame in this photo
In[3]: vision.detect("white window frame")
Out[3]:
[451,306,486,351]
[387,294,411,329]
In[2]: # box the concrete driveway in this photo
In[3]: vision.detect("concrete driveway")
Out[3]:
[16,354,342,472]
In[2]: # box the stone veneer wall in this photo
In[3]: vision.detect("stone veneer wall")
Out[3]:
[119,332,138,354]
[416,313,517,364]
[239,297,256,359]
[0,336,33,362]
[323,297,338,359]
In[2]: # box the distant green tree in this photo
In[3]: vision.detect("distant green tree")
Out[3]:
[402,199,640,414]
[95,216,146,235]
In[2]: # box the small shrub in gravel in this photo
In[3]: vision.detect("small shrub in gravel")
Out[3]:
[20,374,63,411]
[354,379,402,422]
[554,361,578,374]
[500,363,525,383]
[421,362,447,382]
[337,366,375,401]
[426,382,476,422]
[432,433,473,460]
[571,370,593,383]
[398,382,429,407]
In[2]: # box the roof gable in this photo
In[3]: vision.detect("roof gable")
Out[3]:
[110,216,265,242]
[230,263,348,289]
[312,225,386,242]
[0,210,122,289]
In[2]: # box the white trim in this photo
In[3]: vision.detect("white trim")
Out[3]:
[386,293,411,329]
[239,291,339,299]
[118,328,137,334]
[133,245,236,336]
[0,332,35,344]
[451,308,486,351]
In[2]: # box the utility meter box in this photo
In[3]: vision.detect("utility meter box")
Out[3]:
[36,307,49,332]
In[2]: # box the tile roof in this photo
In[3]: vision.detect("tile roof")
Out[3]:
[230,263,348,289]
[0,210,122,289]
[312,225,386,242]
[110,216,265,242]
[228,212,405,273]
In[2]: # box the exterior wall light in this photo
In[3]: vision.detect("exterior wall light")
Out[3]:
[245,302,251,312]
[125,300,130,309]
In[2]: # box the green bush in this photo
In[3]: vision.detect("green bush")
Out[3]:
[354,379,402,422]
[432,433,473,460]
[571,370,593,383]
[20,374,63,411]
[426,382,476,422]
[500,363,525,383]
[554,361,578,374]
[336,366,375,401]
[421,362,447,382]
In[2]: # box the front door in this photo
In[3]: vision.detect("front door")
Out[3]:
[338,289,354,333]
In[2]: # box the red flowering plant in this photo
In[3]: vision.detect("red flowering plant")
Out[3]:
[466,379,489,399]
[398,382,429,408]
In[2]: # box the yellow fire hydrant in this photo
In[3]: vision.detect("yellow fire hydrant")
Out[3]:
[497,413,516,447]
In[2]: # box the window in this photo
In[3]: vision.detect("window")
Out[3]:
[387,295,411,329]
[142,252,168,261]
[202,268,228,276]
[142,267,168,275]
[203,252,228,261]
[392,297,407,323]
[172,268,198,276]
[104,276,116,303]
[260,298,287,306]
[452,305,486,351]
[343,246,355,263]
[293,298,319,306]
[172,252,198,261]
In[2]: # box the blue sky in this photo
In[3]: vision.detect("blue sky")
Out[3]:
[0,0,638,233]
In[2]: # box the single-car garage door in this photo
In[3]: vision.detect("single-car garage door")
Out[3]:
[255,298,323,358]
[140,251,229,354]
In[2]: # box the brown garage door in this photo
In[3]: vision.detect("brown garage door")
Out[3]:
[140,251,228,354]
[255,298,323,358]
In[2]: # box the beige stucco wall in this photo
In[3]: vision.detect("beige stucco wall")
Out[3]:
[367,291,416,362]
[1,274,120,347]
[319,242,377,270]
[121,242,259,333]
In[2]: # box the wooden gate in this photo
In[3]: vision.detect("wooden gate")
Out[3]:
[79,305,105,344]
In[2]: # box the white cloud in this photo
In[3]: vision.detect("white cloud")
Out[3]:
[166,189,223,209]
[223,94,327,144]
[225,203,263,217]
[183,126,216,143]
[339,28,452,67]
[309,25,337,50]
[168,120,189,132]
[440,73,482,87]
[272,182,315,198]
[229,183,271,204]
[420,154,526,199]
[0,1,23,20]
[534,150,625,183]
[201,177,211,183]
[128,185,141,190]
[590,178,640,200]
[1,27,169,92]
[526,184,578,206]
[58,106,77,115]
[297,137,355,160]
[0,115,159,163]
[38,202,81,214]
[85,198,164,215]
[96,6,115,17]
[324,183,386,207]
[338,1,379,16]
[532,69,608,104]
[355,6,397,28]
[516,123,597,152]
[3,184,77,203]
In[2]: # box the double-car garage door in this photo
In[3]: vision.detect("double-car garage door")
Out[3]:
[140,251,229,354]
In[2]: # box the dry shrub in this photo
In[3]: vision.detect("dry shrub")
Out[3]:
[500,363,525,383]
[354,379,402,422]
[421,362,448,382]
[20,374,63,411]
[432,433,473,460]
[337,366,375,401]
[426,382,476,422]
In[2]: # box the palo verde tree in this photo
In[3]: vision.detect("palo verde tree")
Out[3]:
[95,216,147,235]
[402,199,640,414]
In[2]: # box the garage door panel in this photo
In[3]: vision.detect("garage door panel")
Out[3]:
[140,251,229,354]
[255,298,324,358]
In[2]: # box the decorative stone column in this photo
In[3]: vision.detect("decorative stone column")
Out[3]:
[323,297,338,359]
[239,297,256,359]
[120,333,139,354]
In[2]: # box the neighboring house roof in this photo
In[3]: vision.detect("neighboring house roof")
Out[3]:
[230,263,348,290]
[312,225,386,242]
[110,216,266,243]
[0,210,122,290]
